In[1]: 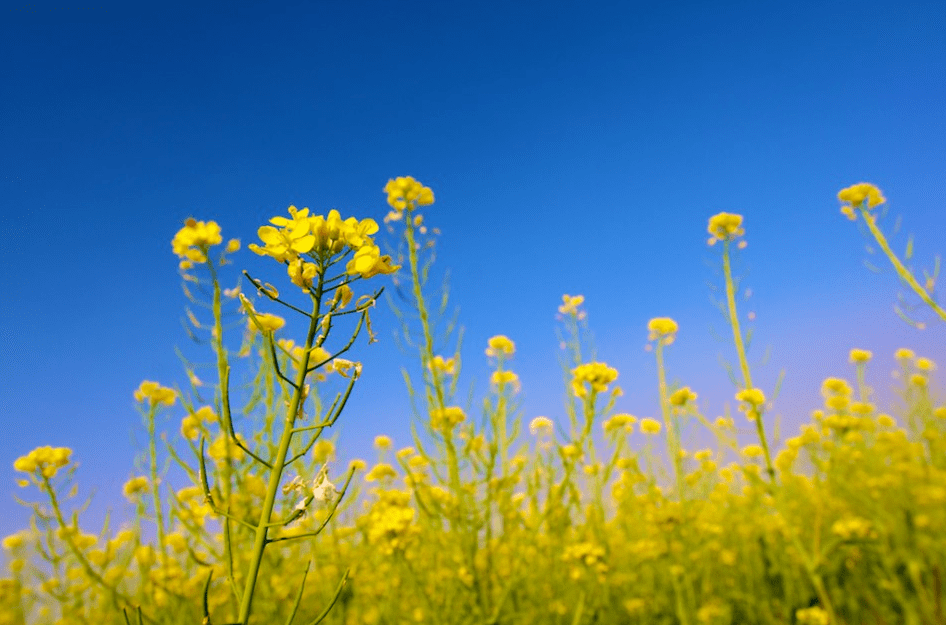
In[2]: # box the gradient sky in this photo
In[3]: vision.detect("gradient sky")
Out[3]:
[2,0,945,544]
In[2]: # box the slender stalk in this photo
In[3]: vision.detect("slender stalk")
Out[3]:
[236,272,324,624]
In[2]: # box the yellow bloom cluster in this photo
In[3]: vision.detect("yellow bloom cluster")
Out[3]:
[736,387,766,421]
[838,183,886,220]
[362,489,419,556]
[707,212,745,245]
[603,413,637,435]
[383,176,435,213]
[491,370,520,393]
[570,362,619,398]
[640,418,662,435]
[529,416,554,436]
[133,381,176,407]
[122,476,149,500]
[558,294,585,316]
[485,335,516,358]
[171,218,223,264]
[669,387,698,407]
[13,446,72,479]
[647,317,679,343]
[248,312,286,335]
[429,355,456,375]
[248,205,399,283]
[430,406,467,432]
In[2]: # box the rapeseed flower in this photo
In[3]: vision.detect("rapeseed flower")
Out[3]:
[13,446,72,479]
[122,476,149,500]
[640,418,662,435]
[529,416,554,436]
[133,381,176,407]
[558,294,585,317]
[383,176,434,213]
[485,335,516,358]
[571,362,619,397]
[647,317,678,344]
[838,183,886,220]
[603,413,637,435]
[172,218,223,263]
[849,348,873,364]
[429,355,456,375]
[707,212,745,245]
[430,406,466,432]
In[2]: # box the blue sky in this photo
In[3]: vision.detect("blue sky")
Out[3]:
[2,0,945,543]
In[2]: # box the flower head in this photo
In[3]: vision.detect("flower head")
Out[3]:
[134,381,176,407]
[707,212,745,245]
[485,335,516,358]
[14,446,73,479]
[838,183,886,221]
[172,219,223,263]
[571,362,619,398]
[647,318,679,344]
[384,176,435,213]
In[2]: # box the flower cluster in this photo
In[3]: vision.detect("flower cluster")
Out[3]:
[430,406,467,432]
[571,362,619,398]
[485,335,516,358]
[248,205,399,286]
[647,317,679,345]
[134,381,177,407]
[558,294,585,317]
[171,218,224,265]
[13,446,72,479]
[383,176,434,220]
[706,212,746,245]
[838,182,886,220]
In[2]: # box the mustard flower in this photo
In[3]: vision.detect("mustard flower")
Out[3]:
[491,370,520,393]
[693,449,713,461]
[192,406,218,422]
[430,406,466,432]
[396,447,415,460]
[312,439,336,463]
[171,218,223,263]
[669,386,698,407]
[838,182,886,210]
[133,380,176,407]
[821,377,852,397]
[558,294,585,315]
[248,312,286,335]
[364,463,398,483]
[429,355,456,375]
[706,212,745,245]
[345,244,400,278]
[287,258,318,292]
[742,445,764,458]
[383,176,435,212]
[849,348,872,364]
[915,357,936,371]
[2,534,25,550]
[529,416,554,436]
[603,413,637,435]
[571,362,619,398]
[14,446,72,479]
[341,216,380,249]
[332,284,354,309]
[180,415,200,440]
[485,335,516,358]
[122,476,149,500]
[308,209,347,254]
[225,238,240,253]
[249,206,316,262]
[640,418,662,435]
[374,435,393,450]
[647,317,679,343]
[894,348,915,361]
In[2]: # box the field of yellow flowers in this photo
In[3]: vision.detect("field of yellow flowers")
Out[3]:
[2,178,944,625]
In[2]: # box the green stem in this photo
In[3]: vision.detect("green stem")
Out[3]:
[236,273,324,624]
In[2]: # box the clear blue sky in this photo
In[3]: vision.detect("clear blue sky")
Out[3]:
[2,0,945,543]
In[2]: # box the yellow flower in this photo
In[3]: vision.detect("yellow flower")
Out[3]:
[374,435,393,450]
[180,415,201,441]
[171,218,223,263]
[485,335,516,358]
[133,381,176,407]
[2,534,25,550]
[640,418,662,435]
[915,357,936,372]
[571,362,618,398]
[742,445,764,458]
[248,312,286,335]
[706,212,745,245]
[429,355,456,375]
[894,348,916,361]
[14,446,72,479]
[346,244,400,278]
[669,386,698,407]
[249,206,316,262]
[603,413,637,435]
[383,176,435,212]
[558,294,585,315]
[225,238,240,253]
[529,416,554,436]
[192,406,218,422]
[647,317,679,343]
[287,258,319,292]
[430,406,466,432]
[122,476,150,500]
[364,463,398,483]
[491,370,520,393]
[332,284,354,309]
[821,377,852,397]
[849,348,873,364]
[838,183,886,210]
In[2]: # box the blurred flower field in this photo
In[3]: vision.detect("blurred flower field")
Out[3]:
[2,179,944,625]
